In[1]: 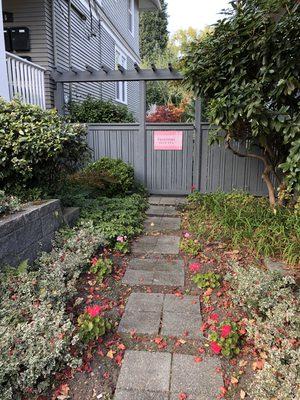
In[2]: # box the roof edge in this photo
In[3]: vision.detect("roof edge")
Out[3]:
[139,0,161,11]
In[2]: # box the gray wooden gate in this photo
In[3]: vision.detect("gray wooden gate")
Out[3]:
[87,122,199,195]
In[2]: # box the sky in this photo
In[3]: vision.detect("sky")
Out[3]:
[167,0,231,34]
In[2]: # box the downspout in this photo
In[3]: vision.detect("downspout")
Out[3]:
[52,0,57,66]
[68,0,72,101]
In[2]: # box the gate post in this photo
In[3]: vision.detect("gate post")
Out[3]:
[54,82,64,115]
[137,80,147,185]
[193,97,202,190]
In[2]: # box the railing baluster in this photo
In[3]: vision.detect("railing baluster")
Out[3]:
[5,52,46,108]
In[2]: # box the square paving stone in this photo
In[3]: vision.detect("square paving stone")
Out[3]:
[146,205,178,217]
[118,310,161,335]
[126,292,164,312]
[153,270,184,287]
[122,269,154,286]
[161,311,202,339]
[163,295,200,314]
[128,258,184,272]
[155,236,180,255]
[116,351,172,392]
[144,217,181,233]
[170,354,223,398]
[148,196,187,206]
[114,390,169,400]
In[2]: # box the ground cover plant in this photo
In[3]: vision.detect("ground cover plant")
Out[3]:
[180,194,300,400]
[0,223,106,400]
[187,191,300,265]
[0,191,21,216]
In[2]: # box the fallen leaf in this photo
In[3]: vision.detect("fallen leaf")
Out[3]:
[194,357,202,363]
[231,376,239,384]
[106,350,115,359]
[240,389,246,399]
[178,393,188,400]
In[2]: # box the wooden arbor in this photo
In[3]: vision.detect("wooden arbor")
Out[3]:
[51,64,202,189]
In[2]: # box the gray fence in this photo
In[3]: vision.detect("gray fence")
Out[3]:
[87,122,269,196]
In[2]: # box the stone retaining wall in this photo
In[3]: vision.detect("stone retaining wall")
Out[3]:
[0,200,64,268]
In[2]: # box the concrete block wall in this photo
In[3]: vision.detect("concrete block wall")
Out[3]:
[0,199,64,268]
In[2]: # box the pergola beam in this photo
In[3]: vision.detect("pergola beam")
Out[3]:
[51,68,183,83]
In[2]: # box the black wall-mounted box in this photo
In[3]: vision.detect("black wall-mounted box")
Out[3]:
[4,28,12,51]
[10,27,30,51]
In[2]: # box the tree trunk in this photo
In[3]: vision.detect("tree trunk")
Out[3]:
[262,165,276,208]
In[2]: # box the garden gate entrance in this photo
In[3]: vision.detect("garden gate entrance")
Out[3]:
[52,66,270,196]
[52,66,202,195]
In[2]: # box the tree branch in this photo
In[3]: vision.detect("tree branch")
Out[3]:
[225,139,267,165]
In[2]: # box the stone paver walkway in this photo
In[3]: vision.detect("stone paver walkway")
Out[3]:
[115,197,223,400]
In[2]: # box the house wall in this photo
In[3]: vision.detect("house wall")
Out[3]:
[3,0,53,106]
[3,0,141,117]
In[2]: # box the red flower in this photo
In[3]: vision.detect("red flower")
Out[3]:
[86,305,102,318]
[189,262,201,273]
[210,313,219,322]
[91,257,98,266]
[220,325,232,338]
[210,341,222,354]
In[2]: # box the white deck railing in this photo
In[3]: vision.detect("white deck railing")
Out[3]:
[6,52,46,109]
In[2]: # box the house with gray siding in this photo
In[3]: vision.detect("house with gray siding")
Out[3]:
[0,0,160,117]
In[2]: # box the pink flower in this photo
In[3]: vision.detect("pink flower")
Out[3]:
[86,305,102,318]
[117,236,124,243]
[210,313,219,322]
[183,232,191,238]
[189,262,201,273]
[220,325,232,338]
[210,341,222,354]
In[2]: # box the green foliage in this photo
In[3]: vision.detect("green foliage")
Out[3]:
[208,320,243,358]
[86,157,135,196]
[187,191,300,265]
[0,223,105,400]
[182,0,300,199]
[90,256,113,282]
[139,0,168,60]
[192,272,221,289]
[80,194,148,245]
[67,97,135,123]
[77,311,110,343]
[228,264,300,399]
[180,237,202,256]
[0,98,89,193]
[0,191,21,216]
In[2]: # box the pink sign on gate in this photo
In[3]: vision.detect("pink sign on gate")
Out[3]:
[153,131,183,151]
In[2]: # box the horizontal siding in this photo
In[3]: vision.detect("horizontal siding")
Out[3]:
[101,0,139,56]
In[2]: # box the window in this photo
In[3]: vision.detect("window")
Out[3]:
[115,46,127,104]
[128,0,134,35]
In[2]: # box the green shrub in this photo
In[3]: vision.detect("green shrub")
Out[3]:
[0,222,105,400]
[228,265,300,400]
[67,97,135,123]
[187,191,300,265]
[85,157,135,196]
[0,98,89,193]
[80,194,147,245]
[90,256,113,282]
[180,237,202,256]
[192,272,221,289]
[0,191,21,216]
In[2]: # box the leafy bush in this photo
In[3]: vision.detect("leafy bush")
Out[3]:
[180,238,202,256]
[77,305,110,343]
[0,222,105,400]
[67,97,135,123]
[0,99,89,193]
[86,157,135,196]
[90,256,113,282]
[208,320,243,358]
[192,272,221,289]
[0,191,21,216]
[228,265,300,400]
[187,191,300,265]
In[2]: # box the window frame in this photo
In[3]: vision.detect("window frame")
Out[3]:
[115,45,128,105]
